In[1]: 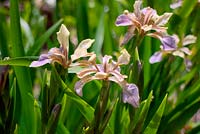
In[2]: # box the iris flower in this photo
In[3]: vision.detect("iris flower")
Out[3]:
[115,0,172,44]
[30,24,95,68]
[74,49,140,107]
[170,0,200,9]
[149,34,197,64]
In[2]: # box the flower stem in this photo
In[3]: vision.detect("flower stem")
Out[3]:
[90,80,110,134]
[127,35,143,84]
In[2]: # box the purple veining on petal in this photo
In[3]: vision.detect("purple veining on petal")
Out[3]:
[122,83,139,107]
[115,14,133,26]
[161,36,177,51]
[149,51,163,64]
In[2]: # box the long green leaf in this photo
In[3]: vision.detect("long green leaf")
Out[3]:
[76,0,89,41]
[143,94,168,134]
[161,99,200,134]
[179,0,198,18]
[0,56,38,67]
[10,0,36,133]
[91,11,105,58]
[52,67,94,123]
[0,13,8,57]
[26,19,63,56]
[56,123,70,134]
[132,91,153,133]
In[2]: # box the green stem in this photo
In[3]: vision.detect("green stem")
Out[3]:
[127,35,144,83]
[92,80,110,134]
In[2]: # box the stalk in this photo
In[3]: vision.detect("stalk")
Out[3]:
[89,80,110,134]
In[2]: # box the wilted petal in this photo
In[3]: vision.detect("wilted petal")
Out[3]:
[122,83,139,107]
[56,24,70,55]
[117,49,130,65]
[161,36,176,51]
[71,39,95,61]
[155,13,172,26]
[183,35,197,46]
[149,51,163,64]
[115,14,133,26]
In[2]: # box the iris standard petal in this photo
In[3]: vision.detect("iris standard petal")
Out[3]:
[155,13,173,26]
[133,0,142,17]
[183,35,197,46]
[71,39,95,61]
[117,49,131,65]
[56,24,70,56]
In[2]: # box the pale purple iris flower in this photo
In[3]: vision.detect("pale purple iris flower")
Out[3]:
[170,0,200,9]
[30,24,95,68]
[115,0,172,45]
[150,35,197,65]
[74,49,140,107]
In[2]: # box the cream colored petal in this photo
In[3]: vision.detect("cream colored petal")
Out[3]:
[108,76,120,84]
[183,35,197,46]
[77,68,97,78]
[94,72,108,79]
[56,24,70,54]
[102,55,112,72]
[71,39,95,61]
[172,50,185,58]
[180,47,191,55]
[155,13,172,26]
[110,70,126,82]
[142,25,152,32]
[88,54,97,63]
[117,49,130,65]
[70,60,92,67]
